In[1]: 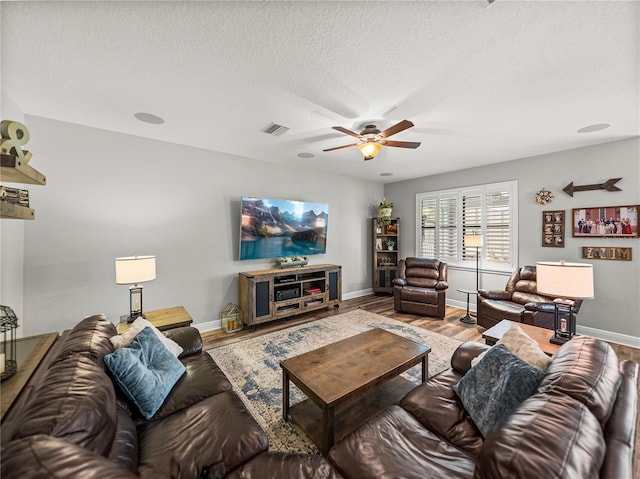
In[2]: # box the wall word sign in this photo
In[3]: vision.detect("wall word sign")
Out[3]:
[582,246,632,261]
[562,178,622,197]
[0,120,32,161]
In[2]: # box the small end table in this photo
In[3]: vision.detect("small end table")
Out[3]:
[457,289,478,324]
[117,306,193,333]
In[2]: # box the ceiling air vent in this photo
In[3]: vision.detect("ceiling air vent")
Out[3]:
[264,123,290,136]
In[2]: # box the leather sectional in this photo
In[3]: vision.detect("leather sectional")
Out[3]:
[2,315,637,478]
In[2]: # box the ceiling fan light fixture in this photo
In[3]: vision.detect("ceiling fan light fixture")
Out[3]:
[358,141,382,160]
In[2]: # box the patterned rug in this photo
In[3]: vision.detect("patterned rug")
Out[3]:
[207,309,462,454]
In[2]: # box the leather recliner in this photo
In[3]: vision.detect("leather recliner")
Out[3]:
[392,257,448,318]
[476,265,583,330]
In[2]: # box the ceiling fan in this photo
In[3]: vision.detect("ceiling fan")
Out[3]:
[323,119,421,160]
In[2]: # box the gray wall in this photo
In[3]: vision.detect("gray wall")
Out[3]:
[385,137,640,343]
[17,115,383,335]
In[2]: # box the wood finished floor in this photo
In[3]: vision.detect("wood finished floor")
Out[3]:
[201,294,639,476]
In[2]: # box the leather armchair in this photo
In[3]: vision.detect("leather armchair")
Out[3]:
[476,265,583,330]
[392,257,448,318]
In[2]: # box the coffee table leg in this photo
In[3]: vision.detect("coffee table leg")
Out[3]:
[322,406,335,455]
[421,355,427,383]
[282,370,290,421]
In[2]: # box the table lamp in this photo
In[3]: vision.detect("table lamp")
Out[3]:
[536,261,594,345]
[115,255,156,322]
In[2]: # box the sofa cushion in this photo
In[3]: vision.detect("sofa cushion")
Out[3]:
[137,391,269,479]
[110,316,183,357]
[475,390,605,479]
[400,368,483,456]
[105,327,186,420]
[540,337,621,425]
[150,353,232,420]
[471,324,551,371]
[11,354,116,456]
[1,435,138,479]
[453,345,544,437]
[400,285,439,304]
[328,405,476,479]
[226,452,344,479]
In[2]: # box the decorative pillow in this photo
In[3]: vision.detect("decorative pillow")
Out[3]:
[110,316,183,357]
[471,324,551,371]
[104,327,186,419]
[453,344,545,437]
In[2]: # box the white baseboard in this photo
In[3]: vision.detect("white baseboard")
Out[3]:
[193,320,221,333]
[577,325,640,349]
[343,288,372,300]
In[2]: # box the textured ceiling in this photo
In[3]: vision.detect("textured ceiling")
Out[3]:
[1,1,638,183]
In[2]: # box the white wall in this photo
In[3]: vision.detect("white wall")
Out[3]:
[0,93,26,336]
[20,115,382,335]
[385,138,640,344]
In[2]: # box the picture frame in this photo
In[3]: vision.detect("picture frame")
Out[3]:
[542,210,564,248]
[572,205,639,238]
[582,246,632,261]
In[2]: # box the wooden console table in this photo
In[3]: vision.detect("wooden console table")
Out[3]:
[117,306,193,333]
[1,332,58,420]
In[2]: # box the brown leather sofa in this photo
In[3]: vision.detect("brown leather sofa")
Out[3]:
[476,265,582,330]
[328,337,639,478]
[0,315,341,479]
[393,257,449,318]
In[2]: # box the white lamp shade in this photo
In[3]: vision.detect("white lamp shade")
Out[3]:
[115,256,156,285]
[536,261,594,299]
[463,234,483,248]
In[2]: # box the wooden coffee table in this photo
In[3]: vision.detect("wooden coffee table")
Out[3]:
[280,328,430,455]
[482,320,560,356]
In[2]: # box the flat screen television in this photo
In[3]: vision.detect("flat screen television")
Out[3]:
[240,196,329,260]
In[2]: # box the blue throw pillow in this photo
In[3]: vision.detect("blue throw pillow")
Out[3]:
[453,344,545,437]
[104,326,186,419]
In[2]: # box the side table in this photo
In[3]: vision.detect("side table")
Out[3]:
[457,288,477,324]
[117,306,193,334]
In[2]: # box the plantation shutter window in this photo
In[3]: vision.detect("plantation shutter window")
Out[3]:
[416,181,518,271]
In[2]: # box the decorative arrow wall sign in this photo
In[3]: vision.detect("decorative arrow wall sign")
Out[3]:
[562,178,622,197]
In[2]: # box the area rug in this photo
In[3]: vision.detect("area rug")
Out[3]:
[207,309,462,454]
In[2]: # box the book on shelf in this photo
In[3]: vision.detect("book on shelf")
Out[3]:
[304,287,322,295]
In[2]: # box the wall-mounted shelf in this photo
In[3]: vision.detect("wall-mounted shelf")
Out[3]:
[1,153,46,220]
[1,154,47,185]
[0,201,34,220]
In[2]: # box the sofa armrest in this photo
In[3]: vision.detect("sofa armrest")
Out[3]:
[435,280,448,290]
[524,301,555,313]
[392,278,407,286]
[478,289,512,300]
[451,341,491,375]
[163,327,203,357]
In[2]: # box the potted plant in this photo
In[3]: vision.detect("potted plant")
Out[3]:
[378,198,394,226]
[386,239,396,251]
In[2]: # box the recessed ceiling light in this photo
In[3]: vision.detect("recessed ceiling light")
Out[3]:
[380,172,393,177]
[298,152,315,158]
[577,123,611,133]
[134,112,165,124]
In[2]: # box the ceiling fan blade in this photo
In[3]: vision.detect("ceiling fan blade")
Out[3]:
[323,143,358,152]
[381,120,414,138]
[385,140,421,149]
[332,126,362,138]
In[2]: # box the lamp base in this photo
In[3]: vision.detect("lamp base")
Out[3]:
[459,315,476,325]
[550,332,572,345]
[127,312,146,323]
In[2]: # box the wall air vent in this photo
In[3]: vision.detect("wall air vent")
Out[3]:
[264,123,290,136]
